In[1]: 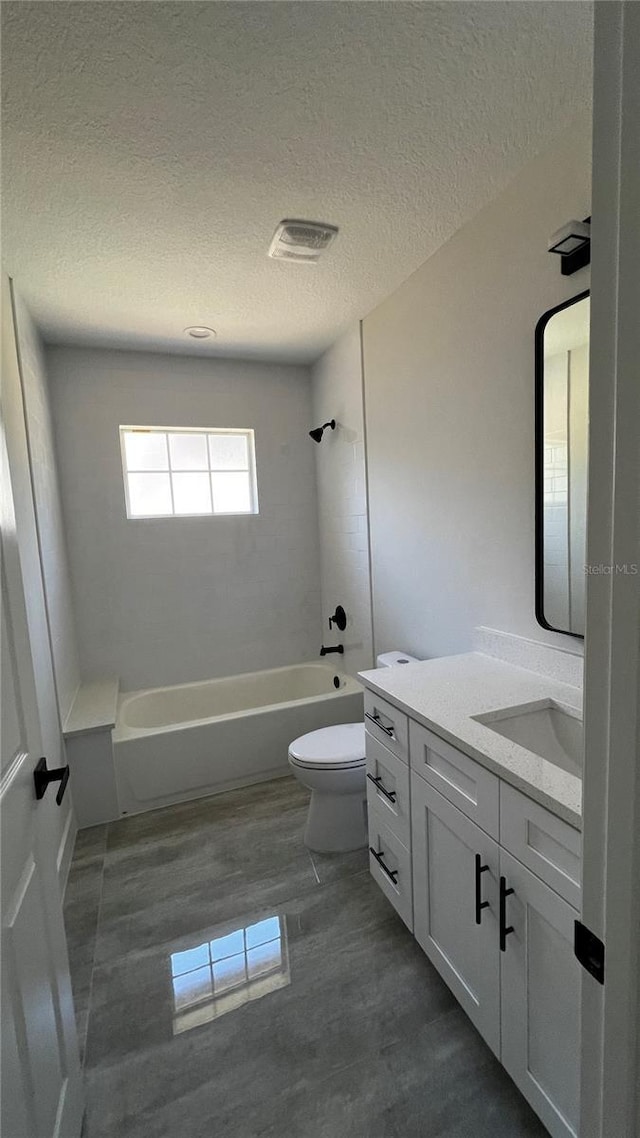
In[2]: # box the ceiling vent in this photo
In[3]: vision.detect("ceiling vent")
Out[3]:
[268,219,339,264]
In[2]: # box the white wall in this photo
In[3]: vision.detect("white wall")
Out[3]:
[362,115,591,661]
[3,281,77,887]
[47,346,322,691]
[12,295,81,722]
[311,325,373,676]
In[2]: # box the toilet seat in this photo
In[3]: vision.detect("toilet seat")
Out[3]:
[288,723,365,770]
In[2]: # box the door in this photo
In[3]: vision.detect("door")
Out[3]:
[580,5,640,1135]
[1,381,83,1132]
[411,773,501,1056]
[500,849,581,1138]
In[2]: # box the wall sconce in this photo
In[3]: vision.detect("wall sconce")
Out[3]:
[548,217,591,276]
[309,420,336,443]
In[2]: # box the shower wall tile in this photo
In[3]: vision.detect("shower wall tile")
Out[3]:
[47,347,322,691]
[311,325,374,677]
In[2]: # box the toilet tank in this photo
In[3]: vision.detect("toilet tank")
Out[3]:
[376,651,420,668]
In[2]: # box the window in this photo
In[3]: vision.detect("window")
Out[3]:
[120,426,258,518]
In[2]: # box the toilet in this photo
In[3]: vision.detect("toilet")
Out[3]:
[288,722,367,852]
[288,650,419,852]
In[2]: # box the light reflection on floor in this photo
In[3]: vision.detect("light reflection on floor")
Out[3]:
[169,914,290,1034]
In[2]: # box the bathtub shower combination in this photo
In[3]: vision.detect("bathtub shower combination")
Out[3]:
[113,663,363,816]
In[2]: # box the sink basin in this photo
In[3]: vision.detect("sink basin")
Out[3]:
[472,700,583,777]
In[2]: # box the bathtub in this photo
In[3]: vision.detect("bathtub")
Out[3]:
[112,663,363,816]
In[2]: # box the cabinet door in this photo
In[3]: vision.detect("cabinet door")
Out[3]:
[411,773,501,1055]
[499,849,581,1138]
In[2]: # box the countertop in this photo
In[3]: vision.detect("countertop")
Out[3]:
[358,652,583,828]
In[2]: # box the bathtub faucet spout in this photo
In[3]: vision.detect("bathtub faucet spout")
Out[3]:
[320,644,344,656]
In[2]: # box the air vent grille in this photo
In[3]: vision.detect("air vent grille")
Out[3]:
[268,219,338,263]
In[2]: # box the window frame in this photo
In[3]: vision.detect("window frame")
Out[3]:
[119,425,259,520]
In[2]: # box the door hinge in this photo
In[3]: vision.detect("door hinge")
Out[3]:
[574,920,605,984]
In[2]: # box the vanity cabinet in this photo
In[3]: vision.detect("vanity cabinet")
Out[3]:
[367,801,413,930]
[410,768,581,1138]
[409,719,499,838]
[365,732,411,846]
[500,848,581,1138]
[364,689,409,763]
[364,694,582,1138]
[411,775,501,1055]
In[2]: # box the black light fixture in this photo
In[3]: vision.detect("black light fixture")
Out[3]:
[309,419,336,443]
[548,217,591,276]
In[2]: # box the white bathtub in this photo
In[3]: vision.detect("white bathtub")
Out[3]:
[112,663,363,816]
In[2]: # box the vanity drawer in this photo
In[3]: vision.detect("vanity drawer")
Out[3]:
[364,690,408,764]
[366,733,411,848]
[500,782,581,908]
[367,802,413,930]
[409,721,499,839]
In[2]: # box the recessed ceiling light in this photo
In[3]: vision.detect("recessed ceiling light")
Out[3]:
[184,326,216,339]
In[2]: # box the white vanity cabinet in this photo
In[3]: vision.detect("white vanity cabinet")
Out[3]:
[411,775,501,1055]
[363,686,582,1138]
[499,848,581,1138]
[410,763,581,1138]
[365,698,413,931]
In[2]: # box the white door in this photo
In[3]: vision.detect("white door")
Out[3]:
[1,394,83,1132]
[580,5,640,1135]
[499,848,581,1138]
[411,774,501,1056]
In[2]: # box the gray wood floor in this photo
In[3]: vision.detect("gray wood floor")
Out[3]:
[64,776,549,1137]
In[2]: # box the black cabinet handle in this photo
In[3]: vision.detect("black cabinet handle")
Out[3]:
[366,773,397,804]
[369,847,398,884]
[499,875,515,950]
[33,757,70,806]
[365,712,394,738]
[475,853,490,925]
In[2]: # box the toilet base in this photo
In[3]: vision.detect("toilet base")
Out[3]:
[304,790,368,853]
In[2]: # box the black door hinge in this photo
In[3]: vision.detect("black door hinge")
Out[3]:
[574,920,605,984]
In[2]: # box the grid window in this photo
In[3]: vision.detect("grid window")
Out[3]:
[120,426,258,518]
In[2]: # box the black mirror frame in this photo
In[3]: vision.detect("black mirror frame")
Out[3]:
[534,289,589,639]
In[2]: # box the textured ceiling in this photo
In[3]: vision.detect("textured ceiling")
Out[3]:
[2,1,593,364]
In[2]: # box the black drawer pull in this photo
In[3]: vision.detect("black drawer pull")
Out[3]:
[475,853,490,925]
[370,847,398,884]
[33,757,70,806]
[365,711,394,738]
[367,773,397,804]
[499,875,515,951]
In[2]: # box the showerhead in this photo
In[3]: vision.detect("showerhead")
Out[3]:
[309,419,336,443]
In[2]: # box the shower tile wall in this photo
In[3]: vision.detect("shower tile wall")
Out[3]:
[311,325,373,676]
[47,346,322,691]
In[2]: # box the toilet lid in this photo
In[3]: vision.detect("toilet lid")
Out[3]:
[288,722,366,769]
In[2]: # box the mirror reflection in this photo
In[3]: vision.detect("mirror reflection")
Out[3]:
[536,293,590,637]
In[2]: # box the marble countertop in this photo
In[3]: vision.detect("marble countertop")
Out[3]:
[358,652,583,828]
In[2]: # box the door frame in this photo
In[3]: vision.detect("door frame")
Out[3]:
[580,4,640,1135]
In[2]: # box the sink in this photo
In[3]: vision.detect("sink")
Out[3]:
[472,700,583,777]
